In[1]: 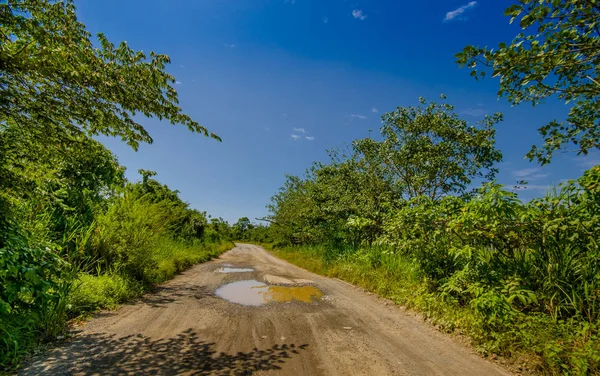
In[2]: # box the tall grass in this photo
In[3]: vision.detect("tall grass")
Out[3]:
[272,244,599,374]
[1,185,234,372]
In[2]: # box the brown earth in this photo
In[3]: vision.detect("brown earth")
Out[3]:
[20,243,512,376]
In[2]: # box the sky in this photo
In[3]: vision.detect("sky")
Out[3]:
[77,0,599,224]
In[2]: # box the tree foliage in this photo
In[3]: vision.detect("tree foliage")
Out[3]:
[0,0,222,247]
[0,0,220,149]
[356,96,503,200]
[456,0,600,164]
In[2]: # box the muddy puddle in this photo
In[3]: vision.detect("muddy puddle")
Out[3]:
[216,267,255,273]
[215,280,323,306]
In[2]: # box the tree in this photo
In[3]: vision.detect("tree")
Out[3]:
[0,0,220,149]
[232,217,254,240]
[355,96,503,200]
[267,175,314,244]
[456,0,600,164]
[0,0,221,242]
[301,150,398,246]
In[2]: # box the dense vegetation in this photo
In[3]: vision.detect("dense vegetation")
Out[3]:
[0,0,232,371]
[256,165,600,373]
[243,2,600,373]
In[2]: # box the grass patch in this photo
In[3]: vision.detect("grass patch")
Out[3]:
[70,239,234,316]
[150,239,234,283]
[68,272,143,316]
[269,244,600,375]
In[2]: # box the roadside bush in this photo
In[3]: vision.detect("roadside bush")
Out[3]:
[0,227,71,370]
[68,272,143,316]
[92,193,170,282]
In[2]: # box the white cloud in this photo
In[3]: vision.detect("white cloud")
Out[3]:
[224,44,236,48]
[286,0,296,4]
[512,168,540,178]
[305,136,315,141]
[371,108,378,113]
[444,1,477,22]
[575,152,600,169]
[291,134,300,140]
[579,159,600,168]
[175,81,182,85]
[323,17,329,24]
[512,167,550,181]
[352,9,366,20]
[293,127,306,133]
[350,114,367,120]
[461,108,486,117]
[580,159,600,168]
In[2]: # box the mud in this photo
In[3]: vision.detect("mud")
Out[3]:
[215,279,323,306]
[215,267,255,273]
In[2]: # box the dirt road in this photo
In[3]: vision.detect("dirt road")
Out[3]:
[20,244,511,376]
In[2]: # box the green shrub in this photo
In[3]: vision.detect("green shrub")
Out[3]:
[68,272,143,316]
[0,312,38,371]
[92,193,169,281]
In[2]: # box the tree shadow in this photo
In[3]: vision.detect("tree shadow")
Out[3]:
[22,329,308,375]
[140,284,213,308]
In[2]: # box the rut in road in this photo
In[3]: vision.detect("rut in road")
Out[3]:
[20,243,511,376]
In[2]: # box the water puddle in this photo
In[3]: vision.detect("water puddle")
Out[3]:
[215,280,323,306]
[216,267,255,273]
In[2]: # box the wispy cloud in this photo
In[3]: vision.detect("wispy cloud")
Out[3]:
[371,108,378,113]
[580,159,600,168]
[461,108,486,117]
[574,152,600,169]
[286,0,296,4]
[323,17,329,24]
[352,9,366,20]
[512,167,550,181]
[444,1,477,22]
[512,184,552,193]
[175,81,182,85]
[224,44,236,48]
[290,128,315,141]
[350,114,367,120]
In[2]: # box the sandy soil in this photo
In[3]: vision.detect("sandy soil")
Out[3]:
[19,243,512,376]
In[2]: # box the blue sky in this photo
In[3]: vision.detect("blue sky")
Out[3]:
[78,0,598,224]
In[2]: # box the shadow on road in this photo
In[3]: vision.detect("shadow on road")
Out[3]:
[23,329,308,375]
[140,284,214,307]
